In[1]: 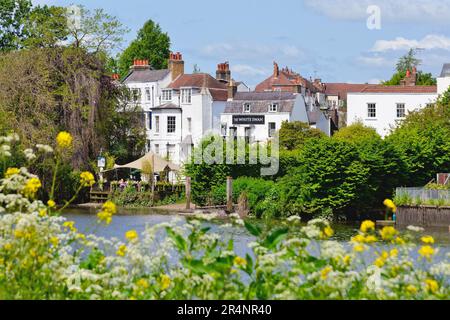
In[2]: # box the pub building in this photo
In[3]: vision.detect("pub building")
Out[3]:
[220,89,332,143]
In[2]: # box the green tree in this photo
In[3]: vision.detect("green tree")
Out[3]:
[334,123,406,212]
[272,138,370,219]
[383,49,436,86]
[67,5,129,54]
[278,121,325,151]
[386,92,450,186]
[396,48,421,73]
[0,0,32,51]
[21,5,68,48]
[118,19,170,76]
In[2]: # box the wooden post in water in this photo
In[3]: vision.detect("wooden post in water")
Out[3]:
[226,176,233,213]
[186,177,191,210]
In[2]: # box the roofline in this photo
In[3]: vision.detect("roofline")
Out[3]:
[347,92,437,95]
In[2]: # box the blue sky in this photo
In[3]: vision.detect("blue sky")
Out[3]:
[33,0,450,86]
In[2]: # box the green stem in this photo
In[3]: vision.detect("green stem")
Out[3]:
[57,185,83,213]
[50,158,60,201]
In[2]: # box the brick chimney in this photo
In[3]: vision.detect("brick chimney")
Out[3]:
[227,79,237,101]
[111,73,120,81]
[130,59,150,70]
[168,52,184,80]
[273,61,279,78]
[401,67,417,86]
[216,62,231,83]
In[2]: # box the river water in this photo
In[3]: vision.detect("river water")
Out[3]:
[64,207,450,261]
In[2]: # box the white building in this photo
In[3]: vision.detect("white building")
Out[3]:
[347,65,450,137]
[122,58,175,152]
[220,90,332,142]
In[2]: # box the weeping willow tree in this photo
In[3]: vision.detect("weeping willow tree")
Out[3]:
[0,47,145,169]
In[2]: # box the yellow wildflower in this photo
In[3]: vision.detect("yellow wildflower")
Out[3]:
[47,200,56,208]
[116,245,127,256]
[321,226,334,239]
[418,246,435,260]
[364,235,378,243]
[22,177,41,199]
[233,256,247,267]
[360,220,375,233]
[63,221,77,232]
[14,229,25,238]
[39,209,47,217]
[125,230,138,241]
[136,278,149,289]
[80,171,95,187]
[50,237,59,246]
[406,285,418,295]
[379,226,397,241]
[421,236,435,245]
[395,236,406,245]
[390,248,399,258]
[56,131,73,149]
[76,233,86,240]
[160,274,171,290]
[102,201,117,214]
[4,167,20,178]
[97,210,113,225]
[320,266,332,280]
[425,279,439,293]
[353,244,365,252]
[351,234,366,243]
[374,257,385,268]
[3,243,12,251]
[342,255,351,266]
[383,199,397,212]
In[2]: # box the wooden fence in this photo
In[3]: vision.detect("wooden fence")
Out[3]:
[396,205,450,227]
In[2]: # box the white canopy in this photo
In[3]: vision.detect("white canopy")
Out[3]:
[113,152,180,172]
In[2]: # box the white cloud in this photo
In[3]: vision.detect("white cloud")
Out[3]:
[304,0,450,24]
[357,55,391,66]
[371,34,450,52]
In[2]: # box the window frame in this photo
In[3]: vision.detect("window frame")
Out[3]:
[243,103,251,113]
[268,103,278,113]
[367,103,376,118]
[167,116,176,134]
[180,88,192,104]
[145,87,151,101]
[155,116,160,134]
[396,103,406,118]
[162,89,172,102]
[268,122,276,137]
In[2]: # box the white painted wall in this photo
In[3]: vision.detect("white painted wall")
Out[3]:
[347,92,438,137]
[437,77,450,95]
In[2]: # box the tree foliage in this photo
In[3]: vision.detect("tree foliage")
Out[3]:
[383,49,436,86]
[118,20,170,76]
[0,0,32,50]
[386,92,450,186]
[0,47,145,169]
[67,5,129,54]
[278,121,325,151]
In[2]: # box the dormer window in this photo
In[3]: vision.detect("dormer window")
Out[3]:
[181,88,192,104]
[243,103,251,113]
[269,103,278,112]
[162,89,172,102]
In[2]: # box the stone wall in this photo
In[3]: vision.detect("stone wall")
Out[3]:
[396,205,450,227]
